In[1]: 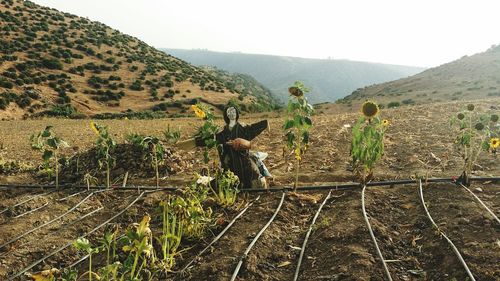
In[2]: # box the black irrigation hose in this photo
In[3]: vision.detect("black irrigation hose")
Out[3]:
[180,195,262,273]
[0,190,106,251]
[0,183,178,191]
[361,185,393,281]
[1,176,500,193]
[240,176,500,193]
[63,207,104,228]
[230,192,286,281]
[4,189,84,220]
[458,183,500,224]
[7,191,146,280]
[13,201,49,218]
[57,190,90,202]
[0,191,53,215]
[293,190,332,281]
[418,180,476,281]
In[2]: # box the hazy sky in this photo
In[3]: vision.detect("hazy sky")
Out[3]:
[33,0,500,67]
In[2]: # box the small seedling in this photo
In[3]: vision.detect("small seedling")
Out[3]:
[30,126,69,189]
[90,122,116,188]
[73,237,99,281]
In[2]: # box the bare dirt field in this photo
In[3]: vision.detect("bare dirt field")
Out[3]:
[0,99,499,280]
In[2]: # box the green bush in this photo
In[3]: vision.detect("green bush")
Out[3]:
[387,101,400,108]
[40,58,63,70]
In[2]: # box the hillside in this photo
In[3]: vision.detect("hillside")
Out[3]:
[338,44,500,108]
[161,48,426,104]
[0,0,277,120]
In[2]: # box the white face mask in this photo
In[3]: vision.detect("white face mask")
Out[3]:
[226,107,237,121]
[226,107,237,129]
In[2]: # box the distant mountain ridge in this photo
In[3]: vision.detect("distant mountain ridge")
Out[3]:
[161,48,426,103]
[338,44,500,107]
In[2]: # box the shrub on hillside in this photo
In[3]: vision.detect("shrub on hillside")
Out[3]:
[387,101,400,108]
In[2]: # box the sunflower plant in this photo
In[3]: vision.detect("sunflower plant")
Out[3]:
[192,103,219,164]
[90,122,116,188]
[127,134,166,187]
[350,101,389,184]
[283,81,314,190]
[30,126,69,189]
[452,105,498,185]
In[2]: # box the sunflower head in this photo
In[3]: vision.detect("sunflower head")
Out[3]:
[474,123,484,131]
[491,114,499,122]
[457,113,465,120]
[490,138,500,149]
[288,86,303,97]
[361,101,379,118]
[191,104,206,119]
[382,119,390,126]
[467,104,475,111]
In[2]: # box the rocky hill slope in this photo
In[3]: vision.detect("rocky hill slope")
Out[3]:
[0,0,278,120]
[338,44,500,109]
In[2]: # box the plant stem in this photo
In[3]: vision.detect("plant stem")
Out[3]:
[153,145,159,188]
[89,253,92,281]
[55,151,59,190]
[294,142,301,191]
[106,160,110,189]
[131,251,139,277]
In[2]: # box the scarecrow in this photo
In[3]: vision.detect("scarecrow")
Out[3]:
[178,106,271,188]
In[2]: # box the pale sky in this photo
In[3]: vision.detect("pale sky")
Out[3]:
[33,0,500,68]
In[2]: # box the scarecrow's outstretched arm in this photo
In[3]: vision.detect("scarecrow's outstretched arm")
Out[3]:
[244,120,268,141]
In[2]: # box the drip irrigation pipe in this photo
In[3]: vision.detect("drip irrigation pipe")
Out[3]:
[7,191,146,281]
[4,189,85,221]
[0,206,106,259]
[0,176,499,193]
[458,183,500,224]
[418,180,476,281]
[13,202,49,219]
[0,190,106,251]
[181,195,262,273]
[63,207,104,228]
[240,177,500,193]
[0,191,53,215]
[362,185,393,281]
[57,190,89,202]
[230,192,286,281]
[293,190,332,281]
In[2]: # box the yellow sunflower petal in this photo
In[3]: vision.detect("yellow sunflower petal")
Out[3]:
[90,122,99,135]
[490,138,500,149]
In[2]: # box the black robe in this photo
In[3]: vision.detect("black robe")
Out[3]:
[197,120,268,188]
